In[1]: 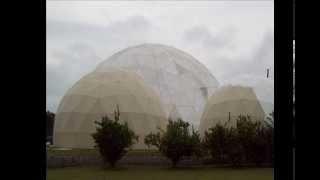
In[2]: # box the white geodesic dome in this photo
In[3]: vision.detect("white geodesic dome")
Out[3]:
[199,85,266,137]
[54,69,167,149]
[95,44,219,127]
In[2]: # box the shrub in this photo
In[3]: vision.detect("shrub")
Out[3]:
[203,114,274,167]
[226,127,244,166]
[145,119,202,167]
[203,123,230,163]
[46,111,55,144]
[144,131,161,149]
[92,106,138,167]
[236,115,260,163]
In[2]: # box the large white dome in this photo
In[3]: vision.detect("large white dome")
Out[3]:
[54,69,167,149]
[95,44,219,127]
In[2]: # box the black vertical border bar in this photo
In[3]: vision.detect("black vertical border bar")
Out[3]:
[292,2,295,180]
[41,0,47,179]
[274,0,293,179]
[293,0,295,40]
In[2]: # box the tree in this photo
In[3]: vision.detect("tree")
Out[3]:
[203,114,274,167]
[226,126,244,167]
[265,111,274,128]
[145,119,202,167]
[144,131,161,149]
[236,115,260,163]
[264,111,274,164]
[234,114,274,165]
[203,123,230,163]
[92,106,138,167]
[46,111,55,144]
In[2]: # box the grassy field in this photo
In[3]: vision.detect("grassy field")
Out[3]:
[47,166,273,180]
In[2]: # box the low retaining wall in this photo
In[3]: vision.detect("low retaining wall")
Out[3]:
[47,153,271,168]
[47,154,203,168]
[47,155,102,168]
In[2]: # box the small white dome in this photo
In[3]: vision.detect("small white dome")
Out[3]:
[199,85,266,137]
[54,69,167,149]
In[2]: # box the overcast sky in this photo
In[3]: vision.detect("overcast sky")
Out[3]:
[46,0,274,113]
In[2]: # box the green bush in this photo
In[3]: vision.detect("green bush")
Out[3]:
[92,106,138,167]
[145,119,202,167]
[203,123,230,163]
[203,114,274,167]
[236,115,260,163]
[226,126,244,166]
[46,111,55,144]
[144,131,161,149]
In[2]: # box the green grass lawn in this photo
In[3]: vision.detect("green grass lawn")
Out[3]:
[47,166,273,180]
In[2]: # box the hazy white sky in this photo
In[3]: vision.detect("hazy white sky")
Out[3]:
[46,0,274,113]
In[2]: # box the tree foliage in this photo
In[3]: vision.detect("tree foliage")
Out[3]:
[46,111,55,144]
[144,131,161,149]
[203,123,230,163]
[92,106,138,167]
[203,114,274,167]
[145,119,202,167]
